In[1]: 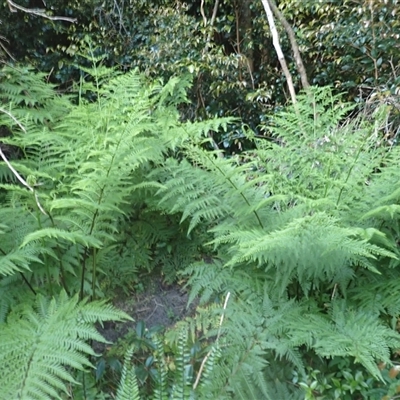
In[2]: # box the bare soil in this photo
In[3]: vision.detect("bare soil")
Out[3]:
[95,277,197,351]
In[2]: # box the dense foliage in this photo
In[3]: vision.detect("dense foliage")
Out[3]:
[1,1,400,399]
[1,54,400,398]
[3,0,399,147]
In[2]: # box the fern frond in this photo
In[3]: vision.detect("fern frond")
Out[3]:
[216,213,394,295]
[0,290,132,400]
[289,300,400,380]
[21,228,103,249]
[170,329,193,399]
[151,335,169,400]
[115,348,141,400]
[349,274,400,317]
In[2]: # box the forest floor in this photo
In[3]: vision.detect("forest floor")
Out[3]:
[96,276,197,351]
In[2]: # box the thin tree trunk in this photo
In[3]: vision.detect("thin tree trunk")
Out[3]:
[200,0,224,155]
[261,0,297,104]
[239,0,254,74]
[268,0,310,89]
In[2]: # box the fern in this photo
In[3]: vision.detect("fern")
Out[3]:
[217,212,395,295]
[2,58,400,398]
[0,55,225,300]
[151,336,169,400]
[0,290,131,399]
[155,86,400,391]
[288,300,400,379]
[115,348,141,400]
[169,329,193,399]
[0,58,235,398]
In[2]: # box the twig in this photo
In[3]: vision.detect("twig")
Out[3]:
[0,36,16,61]
[217,291,230,340]
[0,109,47,215]
[7,0,77,23]
[331,283,337,300]
[193,292,230,389]
[0,107,26,133]
[0,145,47,215]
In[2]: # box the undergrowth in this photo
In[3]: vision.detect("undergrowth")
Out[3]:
[1,53,400,399]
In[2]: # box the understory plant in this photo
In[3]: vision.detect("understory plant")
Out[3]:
[0,57,228,398]
[2,55,400,399]
[152,87,400,398]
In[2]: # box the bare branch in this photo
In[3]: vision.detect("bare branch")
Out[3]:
[0,109,47,215]
[210,0,220,28]
[261,0,297,104]
[0,107,26,133]
[7,0,77,23]
[200,0,207,26]
[0,36,16,61]
[268,0,310,90]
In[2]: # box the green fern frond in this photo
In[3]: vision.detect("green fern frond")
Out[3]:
[115,348,141,400]
[170,329,193,399]
[0,290,132,400]
[151,335,169,400]
[290,300,400,380]
[231,367,272,400]
[213,212,396,295]
[0,65,69,125]
[349,274,400,317]
[21,228,103,249]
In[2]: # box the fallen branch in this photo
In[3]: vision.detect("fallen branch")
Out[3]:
[7,0,77,23]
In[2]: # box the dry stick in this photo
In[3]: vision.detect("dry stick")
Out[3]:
[331,283,337,300]
[0,107,26,133]
[0,36,16,61]
[7,0,77,23]
[193,291,231,390]
[0,110,47,215]
[0,146,47,215]
[261,0,297,105]
[268,0,309,90]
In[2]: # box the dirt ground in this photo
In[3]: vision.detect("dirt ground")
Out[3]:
[96,277,197,351]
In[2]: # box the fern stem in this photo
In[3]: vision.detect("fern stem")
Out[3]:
[36,209,54,296]
[336,129,370,207]
[323,162,331,198]
[205,151,264,229]
[18,272,37,295]
[91,248,97,300]
[80,253,87,301]
[47,212,69,294]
